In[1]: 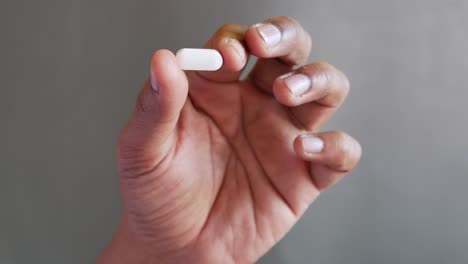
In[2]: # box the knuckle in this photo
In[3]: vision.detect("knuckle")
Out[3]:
[313,61,335,73]
[289,32,312,65]
[301,62,350,107]
[136,85,157,114]
[136,92,150,113]
[116,126,141,162]
[302,61,333,76]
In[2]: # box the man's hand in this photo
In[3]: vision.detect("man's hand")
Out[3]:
[99,16,362,264]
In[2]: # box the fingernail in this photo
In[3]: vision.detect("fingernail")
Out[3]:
[225,38,246,64]
[150,70,159,94]
[301,135,324,153]
[254,23,281,48]
[282,73,311,97]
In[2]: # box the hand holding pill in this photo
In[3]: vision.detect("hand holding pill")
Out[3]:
[101,16,361,264]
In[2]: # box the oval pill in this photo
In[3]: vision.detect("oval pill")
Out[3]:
[175,48,223,71]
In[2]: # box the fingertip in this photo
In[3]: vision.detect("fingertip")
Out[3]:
[151,49,185,80]
[151,49,188,90]
[220,38,248,72]
[151,49,174,68]
[308,131,362,172]
[245,24,270,58]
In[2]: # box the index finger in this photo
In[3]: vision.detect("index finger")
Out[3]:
[245,16,312,92]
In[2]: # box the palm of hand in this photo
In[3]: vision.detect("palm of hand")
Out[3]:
[122,74,316,262]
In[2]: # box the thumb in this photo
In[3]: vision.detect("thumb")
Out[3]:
[117,49,188,177]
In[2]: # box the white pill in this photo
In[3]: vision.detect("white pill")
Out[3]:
[176,48,223,71]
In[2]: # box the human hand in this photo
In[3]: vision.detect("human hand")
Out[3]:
[98,16,362,264]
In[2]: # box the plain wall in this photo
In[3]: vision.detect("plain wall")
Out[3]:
[2,0,468,263]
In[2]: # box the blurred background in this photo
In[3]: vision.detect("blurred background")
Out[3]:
[2,0,467,263]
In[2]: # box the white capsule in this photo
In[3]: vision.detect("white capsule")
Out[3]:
[175,48,223,71]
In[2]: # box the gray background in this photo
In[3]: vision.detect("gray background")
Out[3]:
[2,0,467,263]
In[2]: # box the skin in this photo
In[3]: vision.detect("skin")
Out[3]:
[98,16,362,264]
